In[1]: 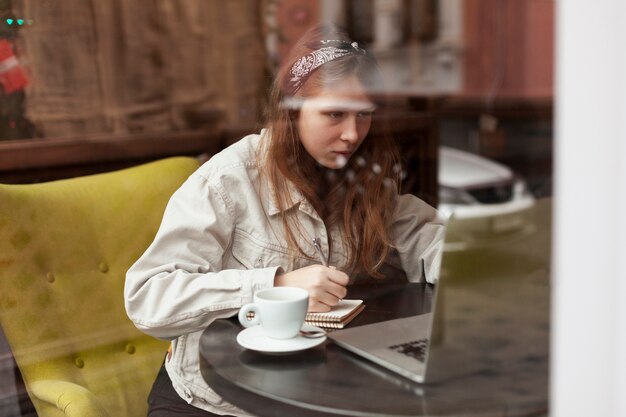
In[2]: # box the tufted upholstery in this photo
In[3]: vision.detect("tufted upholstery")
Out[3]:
[0,157,200,417]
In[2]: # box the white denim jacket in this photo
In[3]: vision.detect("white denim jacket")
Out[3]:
[125,131,445,416]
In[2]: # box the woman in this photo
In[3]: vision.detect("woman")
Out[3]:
[125,24,445,416]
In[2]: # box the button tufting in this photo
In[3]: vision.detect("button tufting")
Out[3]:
[125,344,135,354]
[74,357,84,368]
[45,272,55,283]
[98,262,109,273]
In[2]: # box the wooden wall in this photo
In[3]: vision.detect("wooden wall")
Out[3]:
[1,1,270,182]
[14,0,268,137]
[462,0,554,98]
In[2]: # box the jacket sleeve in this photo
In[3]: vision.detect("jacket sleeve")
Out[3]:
[389,194,446,284]
[124,172,278,340]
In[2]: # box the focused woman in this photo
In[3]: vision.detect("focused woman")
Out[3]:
[125,24,445,416]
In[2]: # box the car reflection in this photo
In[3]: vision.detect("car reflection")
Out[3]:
[438,147,536,250]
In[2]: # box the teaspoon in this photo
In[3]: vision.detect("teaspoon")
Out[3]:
[299,329,327,338]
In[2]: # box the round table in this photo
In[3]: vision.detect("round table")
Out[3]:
[199,283,549,417]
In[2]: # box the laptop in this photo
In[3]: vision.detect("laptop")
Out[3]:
[328,200,551,384]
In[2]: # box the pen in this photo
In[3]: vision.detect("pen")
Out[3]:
[312,237,329,267]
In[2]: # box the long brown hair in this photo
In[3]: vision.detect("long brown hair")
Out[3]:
[259,25,401,278]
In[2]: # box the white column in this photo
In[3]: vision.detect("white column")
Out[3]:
[320,0,346,27]
[373,0,404,48]
[553,1,626,417]
[433,0,463,92]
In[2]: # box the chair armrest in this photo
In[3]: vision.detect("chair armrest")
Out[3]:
[29,380,110,417]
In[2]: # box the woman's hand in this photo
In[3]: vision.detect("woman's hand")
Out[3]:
[274,265,349,312]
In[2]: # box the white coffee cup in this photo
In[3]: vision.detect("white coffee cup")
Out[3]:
[238,287,309,339]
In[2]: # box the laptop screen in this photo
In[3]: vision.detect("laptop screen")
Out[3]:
[330,197,551,404]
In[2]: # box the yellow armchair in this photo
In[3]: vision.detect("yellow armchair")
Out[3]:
[0,157,200,417]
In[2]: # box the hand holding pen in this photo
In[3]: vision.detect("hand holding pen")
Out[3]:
[273,237,348,312]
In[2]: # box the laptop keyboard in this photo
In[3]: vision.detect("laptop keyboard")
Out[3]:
[387,338,429,363]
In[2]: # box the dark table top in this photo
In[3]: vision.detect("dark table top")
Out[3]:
[199,200,551,417]
[199,283,548,417]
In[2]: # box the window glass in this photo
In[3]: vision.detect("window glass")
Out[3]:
[0,1,553,415]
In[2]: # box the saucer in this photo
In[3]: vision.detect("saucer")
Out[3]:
[236,324,326,354]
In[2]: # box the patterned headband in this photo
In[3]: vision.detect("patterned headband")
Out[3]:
[287,39,367,94]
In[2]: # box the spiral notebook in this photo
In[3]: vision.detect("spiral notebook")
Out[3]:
[305,299,364,329]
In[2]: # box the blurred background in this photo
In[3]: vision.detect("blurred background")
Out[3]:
[0,0,553,197]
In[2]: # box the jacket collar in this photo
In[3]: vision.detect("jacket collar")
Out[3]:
[259,129,322,222]
[267,178,321,221]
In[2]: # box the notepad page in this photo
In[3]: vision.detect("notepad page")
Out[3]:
[306,299,364,322]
